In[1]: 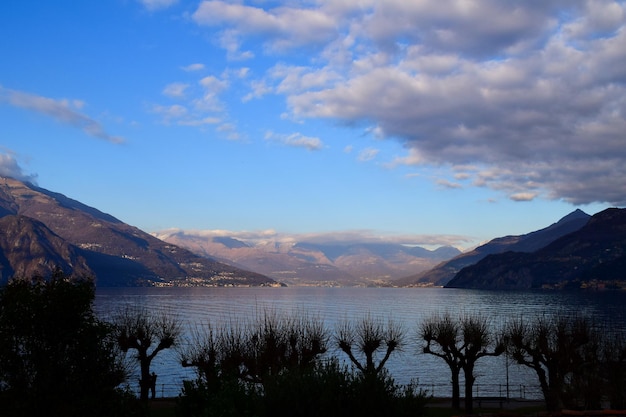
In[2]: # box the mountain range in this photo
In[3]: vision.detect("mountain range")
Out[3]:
[446,207,626,290]
[0,177,275,287]
[1,176,622,290]
[153,230,461,286]
[394,208,592,287]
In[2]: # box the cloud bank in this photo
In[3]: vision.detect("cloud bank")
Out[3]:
[192,0,626,206]
[155,228,471,250]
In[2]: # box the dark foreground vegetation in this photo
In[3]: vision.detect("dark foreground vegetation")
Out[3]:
[2,272,626,417]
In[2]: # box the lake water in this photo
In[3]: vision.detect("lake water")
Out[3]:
[94,287,626,399]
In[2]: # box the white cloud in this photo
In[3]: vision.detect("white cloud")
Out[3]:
[193,1,338,51]
[0,86,124,144]
[269,64,341,95]
[189,1,626,205]
[389,149,427,167]
[181,63,205,72]
[194,75,229,112]
[218,30,255,61]
[265,131,324,151]
[138,0,178,11]
[233,67,250,79]
[357,148,379,162]
[242,79,272,102]
[0,151,37,183]
[151,104,188,124]
[178,116,221,127]
[216,123,242,140]
[162,82,189,98]
[436,179,463,190]
[563,0,624,40]
[151,103,224,128]
[151,71,242,137]
[510,192,538,202]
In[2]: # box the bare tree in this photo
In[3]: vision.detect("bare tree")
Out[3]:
[504,314,598,411]
[114,307,182,400]
[180,310,328,386]
[421,312,504,413]
[180,322,224,390]
[336,314,405,377]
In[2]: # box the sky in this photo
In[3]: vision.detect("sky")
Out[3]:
[0,0,623,250]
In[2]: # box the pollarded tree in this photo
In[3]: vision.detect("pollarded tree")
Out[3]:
[179,310,329,417]
[421,312,504,413]
[180,322,224,391]
[114,306,182,400]
[504,314,598,411]
[336,314,405,377]
[420,313,461,408]
[181,310,328,386]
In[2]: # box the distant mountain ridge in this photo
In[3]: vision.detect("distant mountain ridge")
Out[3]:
[2,175,612,290]
[396,208,591,286]
[155,231,461,286]
[446,208,626,290]
[0,177,275,287]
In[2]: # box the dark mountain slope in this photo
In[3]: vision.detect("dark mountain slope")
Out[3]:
[0,215,93,283]
[396,209,591,286]
[446,208,626,290]
[0,177,275,287]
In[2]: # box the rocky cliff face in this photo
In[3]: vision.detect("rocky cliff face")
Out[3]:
[446,208,626,290]
[0,177,275,287]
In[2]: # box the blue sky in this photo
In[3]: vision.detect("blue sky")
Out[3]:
[1,0,623,250]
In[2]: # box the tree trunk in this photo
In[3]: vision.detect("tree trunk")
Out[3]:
[537,364,561,411]
[139,352,150,401]
[464,370,475,414]
[451,370,461,409]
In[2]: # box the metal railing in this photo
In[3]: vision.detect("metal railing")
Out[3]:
[425,382,543,400]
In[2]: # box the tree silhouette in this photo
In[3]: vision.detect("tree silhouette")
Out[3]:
[602,333,626,410]
[421,312,503,413]
[336,314,405,377]
[114,306,181,401]
[0,272,129,416]
[505,314,598,411]
[181,310,328,386]
[178,312,428,417]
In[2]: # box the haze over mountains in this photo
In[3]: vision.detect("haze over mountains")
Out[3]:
[0,177,275,287]
[154,229,461,286]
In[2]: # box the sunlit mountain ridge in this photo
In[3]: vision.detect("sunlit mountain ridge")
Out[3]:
[0,177,275,287]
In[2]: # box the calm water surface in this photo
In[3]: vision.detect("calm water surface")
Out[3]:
[94,287,626,399]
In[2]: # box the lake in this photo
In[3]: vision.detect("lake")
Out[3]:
[94,287,626,399]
